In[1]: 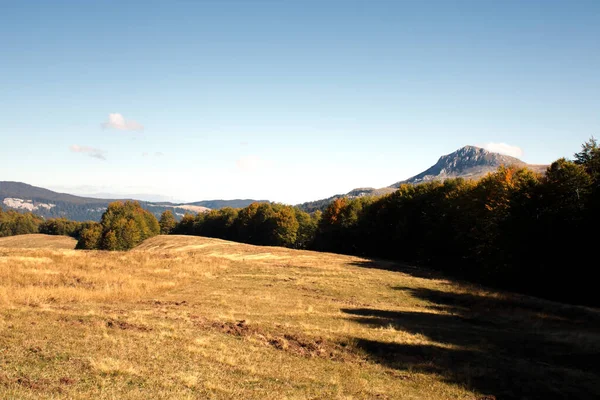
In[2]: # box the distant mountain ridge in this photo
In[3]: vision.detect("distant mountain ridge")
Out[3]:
[187,199,270,209]
[0,181,109,205]
[0,181,266,221]
[2,146,549,219]
[296,145,548,212]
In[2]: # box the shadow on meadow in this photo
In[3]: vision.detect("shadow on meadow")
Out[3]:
[349,259,444,280]
[342,287,600,400]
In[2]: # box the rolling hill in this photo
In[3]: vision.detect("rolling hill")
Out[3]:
[0,181,266,221]
[0,233,77,249]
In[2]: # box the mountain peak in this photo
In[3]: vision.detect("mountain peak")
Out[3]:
[435,145,523,169]
[457,144,484,152]
[389,145,540,187]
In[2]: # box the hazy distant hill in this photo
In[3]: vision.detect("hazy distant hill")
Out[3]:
[0,182,263,221]
[187,199,269,209]
[0,181,109,205]
[78,192,186,203]
[297,146,548,213]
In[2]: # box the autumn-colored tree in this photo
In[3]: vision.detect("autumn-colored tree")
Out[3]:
[77,201,160,251]
[0,210,43,237]
[159,210,177,234]
[172,213,196,235]
[293,208,318,249]
[39,217,83,237]
[196,208,238,239]
[466,166,541,271]
[163,139,600,306]
[314,197,371,254]
[542,158,591,216]
[269,204,299,247]
[320,198,348,225]
[169,202,303,248]
[234,202,262,243]
[75,222,102,250]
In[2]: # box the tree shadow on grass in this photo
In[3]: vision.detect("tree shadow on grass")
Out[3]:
[348,259,444,280]
[342,287,600,399]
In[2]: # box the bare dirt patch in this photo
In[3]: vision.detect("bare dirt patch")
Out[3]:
[194,317,358,361]
[106,319,152,332]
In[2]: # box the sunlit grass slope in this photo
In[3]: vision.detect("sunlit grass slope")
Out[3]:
[0,234,76,249]
[1,234,599,399]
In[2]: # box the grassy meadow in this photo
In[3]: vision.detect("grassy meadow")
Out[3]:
[0,234,599,399]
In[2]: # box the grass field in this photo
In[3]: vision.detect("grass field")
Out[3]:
[1,234,599,399]
[0,234,77,249]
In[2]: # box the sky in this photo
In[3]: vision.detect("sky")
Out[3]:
[1,0,599,204]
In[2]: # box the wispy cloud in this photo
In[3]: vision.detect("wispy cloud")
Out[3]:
[69,145,106,160]
[236,155,270,172]
[482,142,523,158]
[142,152,164,157]
[102,113,144,131]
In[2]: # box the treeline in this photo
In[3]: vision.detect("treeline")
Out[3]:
[0,209,44,237]
[1,201,161,251]
[0,209,103,242]
[165,138,600,306]
[311,139,600,306]
[169,203,320,249]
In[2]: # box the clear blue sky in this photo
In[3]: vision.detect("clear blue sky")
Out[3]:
[1,0,598,204]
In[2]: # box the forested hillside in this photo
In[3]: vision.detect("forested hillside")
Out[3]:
[0,182,265,221]
[170,139,600,306]
[310,139,599,306]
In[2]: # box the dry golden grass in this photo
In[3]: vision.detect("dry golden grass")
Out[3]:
[1,234,599,399]
[0,234,77,249]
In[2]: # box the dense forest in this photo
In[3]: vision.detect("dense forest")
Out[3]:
[168,139,600,306]
[2,139,598,306]
[170,203,320,249]
[0,209,44,237]
[316,138,597,305]
[0,210,99,243]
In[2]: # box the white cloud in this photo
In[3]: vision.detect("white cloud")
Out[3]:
[102,113,144,131]
[236,155,269,172]
[482,142,523,158]
[69,145,106,160]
